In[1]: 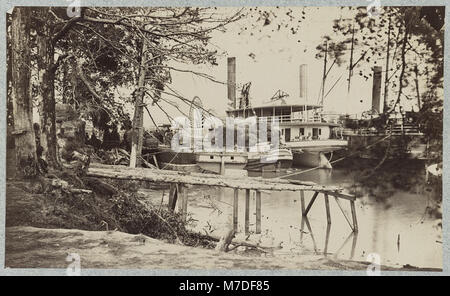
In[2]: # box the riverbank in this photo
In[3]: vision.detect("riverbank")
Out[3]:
[4,178,441,271]
[5,226,440,271]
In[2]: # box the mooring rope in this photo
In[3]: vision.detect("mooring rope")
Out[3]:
[159,150,182,170]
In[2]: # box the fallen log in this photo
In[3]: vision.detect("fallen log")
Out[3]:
[67,188,93,194]
[208,233,276,251]
[215,227,235,252]
[47,177,92,194]
[139,156,157,169]
[82,177,119,196]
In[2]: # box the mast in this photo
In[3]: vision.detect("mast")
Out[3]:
[320,40,328,107]
[347,23,355,94]
[345,23,355,116]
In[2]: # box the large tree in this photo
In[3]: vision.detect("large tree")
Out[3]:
[10,7,38,178]
[315,7,443,113]
[315,7,443,144]
[8,6,242,173]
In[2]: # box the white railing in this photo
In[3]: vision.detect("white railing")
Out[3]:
[256,114,322,123]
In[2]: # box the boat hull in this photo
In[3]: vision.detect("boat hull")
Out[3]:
[289,140,348,168]
[159,162,202,173]
[246,148,293,172]
[292,150,332,169]
[155,148,196,165]
[284,139,348,151]
[246,158,292,172]
[196,152,247,174]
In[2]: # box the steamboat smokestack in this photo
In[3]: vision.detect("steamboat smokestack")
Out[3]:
[227,57,236,109]
[299,64,308,103]
[371,66,382,113]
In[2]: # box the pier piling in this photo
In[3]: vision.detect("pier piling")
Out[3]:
[304,191,319,216]
[256,190,262,234]
[180,185,188,222]
[324,193,331,225]
[87,164,358,235]
[300,191,306,215]
[233,189,239,232]
[350,200,358,232]
[245,189,250,235]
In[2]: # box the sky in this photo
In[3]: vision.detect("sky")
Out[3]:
[127,7,424,128]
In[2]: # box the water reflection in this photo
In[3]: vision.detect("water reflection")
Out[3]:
[334,231,358,260]
[300,216,358,260]
[183,166,441,269]
[300,216,318,254]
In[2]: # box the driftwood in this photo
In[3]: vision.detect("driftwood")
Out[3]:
[116,148,156,169]
[215,227,235,252]
[208,233,275,252]
[82,177,119,196]
[49,178,92,194]
[68,188,93,194]
[139,156,157,169]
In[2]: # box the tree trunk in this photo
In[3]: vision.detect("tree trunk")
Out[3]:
[414,65,421,110]
[391,22,410,112]
[11,7,38,178]
[36,8,59,169]
[130,41,148,168]
[383,16,392,113]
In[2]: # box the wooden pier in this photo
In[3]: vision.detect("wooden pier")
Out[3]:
[87,164,358,234]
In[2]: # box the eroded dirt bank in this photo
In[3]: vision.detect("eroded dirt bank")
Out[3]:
[6,226,439,271]
[5,179,441,271]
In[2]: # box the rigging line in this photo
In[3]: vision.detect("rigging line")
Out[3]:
[317,80,324,104]
[164,85,216,117]
[159,96,190,118]
[325,59,337,78]
[154,101,174,122]
[159,150,181,170]
[324,75,343,99]
[144,105,161,133]
[328,134,392,165]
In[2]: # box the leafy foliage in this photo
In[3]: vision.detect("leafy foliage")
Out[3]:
[315,7,443,113]
[316,6,443,162]
[238,7,308,40]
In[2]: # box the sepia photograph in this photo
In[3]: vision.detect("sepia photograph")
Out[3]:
[2,3,445,275]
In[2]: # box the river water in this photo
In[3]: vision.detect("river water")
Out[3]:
[181,165,442,270]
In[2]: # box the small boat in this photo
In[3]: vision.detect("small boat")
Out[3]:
[154,145,197,165]
[195,151,247,174]
[246,143,293,172]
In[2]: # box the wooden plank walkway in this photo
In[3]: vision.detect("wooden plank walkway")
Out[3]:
[87,164,358,234]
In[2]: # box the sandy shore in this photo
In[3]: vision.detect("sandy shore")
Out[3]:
[5,226,440,271]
